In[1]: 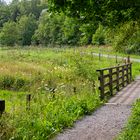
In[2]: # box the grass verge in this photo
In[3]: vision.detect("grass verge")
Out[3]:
[117,99,140,140]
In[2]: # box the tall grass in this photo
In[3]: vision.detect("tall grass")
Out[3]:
[0,47,139,139]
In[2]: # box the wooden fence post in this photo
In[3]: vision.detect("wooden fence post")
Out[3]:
[98,70,104,99]
[122,66,125,87]
[116,67,120,91]
[109,68,113,96]
[130,63,132,81]
[124,59,127,64]
[99,53,101,61]
[116,55,118,63]
[0,100,5,115]
[126,64,129,84]
[127,56,130,63]
[26,94,31,110]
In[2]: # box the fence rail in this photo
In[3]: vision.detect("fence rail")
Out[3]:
[96,63,132,99]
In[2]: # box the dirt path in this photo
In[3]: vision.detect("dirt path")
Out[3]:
[54,79,140,140]
[92,53,140,63]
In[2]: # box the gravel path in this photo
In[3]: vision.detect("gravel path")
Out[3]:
[55,105,131,140]
[54,79,140,140]
[92,53,140,63]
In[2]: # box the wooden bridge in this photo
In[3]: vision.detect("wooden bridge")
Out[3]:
[56,64,140,140]
[96,62,140,105]
[97,63,132,99]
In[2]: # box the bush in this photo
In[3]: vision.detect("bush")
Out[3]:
[79,22,97,45]
[92,24,105,45]
[0,75,29,90]
[0,75,15,89]
[112,21,138,53]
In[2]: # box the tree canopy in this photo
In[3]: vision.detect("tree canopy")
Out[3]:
[0,0,140,54]
[48,0,140,25]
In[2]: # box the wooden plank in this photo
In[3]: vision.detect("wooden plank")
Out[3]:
[130,63,132,81]
[104,91,110,95]
[103,74,110,79]
[96,63,132,72]
[112,71,117,75]
[104,82,110,87]
[112,79,117,83]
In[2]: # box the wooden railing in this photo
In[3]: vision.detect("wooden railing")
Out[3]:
[96,63,132,99]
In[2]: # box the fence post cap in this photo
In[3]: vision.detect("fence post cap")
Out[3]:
[0,100,5,102]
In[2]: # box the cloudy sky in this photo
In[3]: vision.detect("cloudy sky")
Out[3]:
[5,0,12,4]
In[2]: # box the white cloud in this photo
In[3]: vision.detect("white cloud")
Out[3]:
[5,0,12,4]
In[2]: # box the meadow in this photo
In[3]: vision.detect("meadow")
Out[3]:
[0,46,140,140]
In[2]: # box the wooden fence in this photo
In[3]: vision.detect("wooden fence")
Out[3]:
[96,63,132,99]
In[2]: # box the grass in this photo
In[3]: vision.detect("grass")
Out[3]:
[117,99,140,140]
[0,46,140,139]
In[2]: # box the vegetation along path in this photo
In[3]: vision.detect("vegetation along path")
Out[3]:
[55,78,140,140]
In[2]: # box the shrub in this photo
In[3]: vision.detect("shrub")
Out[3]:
[92,24,105,45]
[79,22,97,45]
[112,21,138,53]
[0,75,15,89]
[0,75,29,91]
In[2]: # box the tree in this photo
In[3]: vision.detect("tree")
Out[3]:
[0,1,10,27]
[18,15,37,45]
[33,12,64,45]
[10,0,20,22]
[62,16,80,45]
[19,0,43,19]
[0,21,18,46]
[48,0,140,25]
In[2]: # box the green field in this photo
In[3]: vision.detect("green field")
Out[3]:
[0,47,140,140]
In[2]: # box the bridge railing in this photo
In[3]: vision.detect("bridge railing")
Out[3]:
[96,63,132,99]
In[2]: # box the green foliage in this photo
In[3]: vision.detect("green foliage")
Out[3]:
[18,15,37,45]
[48,0,140,25]
[92,24,105,45]
[0,2,10,27]
[0,21,18,46]
[0,0,140,49]
[34,12,80,46]
[79,22,97,45]
[112,22,139,53]
[0,47,120,139]
[33,12,64,45]
[62,17,80,45]
[0,75,29,91]
[118,100,140,140]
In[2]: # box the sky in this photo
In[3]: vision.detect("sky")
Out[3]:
[5,0,12,4]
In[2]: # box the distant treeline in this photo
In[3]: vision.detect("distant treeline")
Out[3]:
[0,0,140,54]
